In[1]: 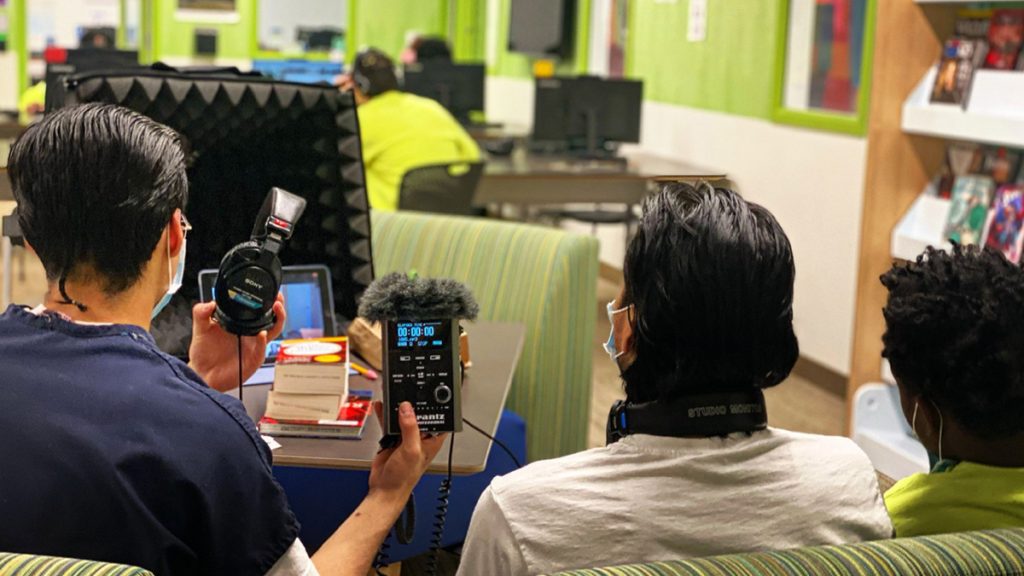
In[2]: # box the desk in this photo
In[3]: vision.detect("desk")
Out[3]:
[476,147,726,206]
[239,321,525,475]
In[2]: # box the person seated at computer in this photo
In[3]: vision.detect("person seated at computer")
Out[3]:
[339,47,479,212]
[0,103,446,576]
[880,245,1024,537]
[457,182,892,575]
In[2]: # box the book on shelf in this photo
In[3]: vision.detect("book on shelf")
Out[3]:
[984,9,1024,70]
[937,143,984,199]
[945,175,996,246]
[259,390,373,439]
[273,336,349,397]
[984,185,1024,263]
[983,147,1022,187]
[931,37,989,107]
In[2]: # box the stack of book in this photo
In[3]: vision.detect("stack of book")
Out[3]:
[258,337,370,439]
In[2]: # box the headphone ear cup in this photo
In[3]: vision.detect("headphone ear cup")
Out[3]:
[214,240,279,336]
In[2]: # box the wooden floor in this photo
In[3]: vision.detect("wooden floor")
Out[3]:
[2,249,846,447]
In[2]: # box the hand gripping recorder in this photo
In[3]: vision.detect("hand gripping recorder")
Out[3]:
[358,273,480,434]
[214,187,307,336]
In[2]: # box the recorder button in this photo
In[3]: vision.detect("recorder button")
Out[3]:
[434,385,453,405]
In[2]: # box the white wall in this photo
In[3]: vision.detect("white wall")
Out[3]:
[486,76,867,376]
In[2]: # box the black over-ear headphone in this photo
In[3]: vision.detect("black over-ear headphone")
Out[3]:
[214,187,307,336]
[606,390,768,445]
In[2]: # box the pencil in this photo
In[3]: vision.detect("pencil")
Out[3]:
[350,361,379,380]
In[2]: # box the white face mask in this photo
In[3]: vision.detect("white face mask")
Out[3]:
[152,233,186,319]
[603,300,631,362]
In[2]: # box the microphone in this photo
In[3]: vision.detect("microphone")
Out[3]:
[358,273,479,322]
[359,273,477,434]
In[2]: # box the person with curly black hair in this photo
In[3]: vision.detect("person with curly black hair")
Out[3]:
[881,244,1024,537]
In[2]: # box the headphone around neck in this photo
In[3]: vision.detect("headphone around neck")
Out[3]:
[606,390,768,445]
[214,187,307,336]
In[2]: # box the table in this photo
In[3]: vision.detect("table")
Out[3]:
[237,321,526,475]
[476,147,726,206]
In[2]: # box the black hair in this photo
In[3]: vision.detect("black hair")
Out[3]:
[621,182,799,403]
[413,36,452,63]
[8,103,187,301]
[353,48,399,97]
[881,245,1024,438]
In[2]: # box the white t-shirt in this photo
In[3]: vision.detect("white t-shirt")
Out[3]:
[458,428,892,576]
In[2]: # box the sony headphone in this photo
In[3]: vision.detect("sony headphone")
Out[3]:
[606,390,768,445]
[214,187,307,336]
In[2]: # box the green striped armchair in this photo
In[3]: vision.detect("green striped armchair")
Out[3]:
[0,553,152,575]
[371,210,599,461]
[546,529,1024,575]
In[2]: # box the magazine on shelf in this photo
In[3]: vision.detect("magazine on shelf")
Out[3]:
[984,9,1024,70]
[984,185,1024,263]
[931,37,989,106]
[945,176,995,246]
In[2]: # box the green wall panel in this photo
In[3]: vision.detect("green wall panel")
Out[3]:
[152,0,256,60]
[628,0,780,120]
[350,0,447,60]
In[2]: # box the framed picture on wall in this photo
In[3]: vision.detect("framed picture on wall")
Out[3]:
[774,0,877,135]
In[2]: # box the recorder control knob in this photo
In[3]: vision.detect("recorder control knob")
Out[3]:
[434,384,453,405]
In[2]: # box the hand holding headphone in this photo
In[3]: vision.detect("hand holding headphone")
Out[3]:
[214,187,307,336]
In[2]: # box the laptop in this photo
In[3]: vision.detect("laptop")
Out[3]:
[198,265,338,382]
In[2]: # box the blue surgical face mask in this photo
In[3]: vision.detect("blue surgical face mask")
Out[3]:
[603,300,631,362]
[152,236,186,319]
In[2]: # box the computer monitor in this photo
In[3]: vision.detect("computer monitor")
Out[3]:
[403,62,485,124]
[532,76,643,156]
[252,59,343,85]
[44,49,140,112]
[296,27,343,52]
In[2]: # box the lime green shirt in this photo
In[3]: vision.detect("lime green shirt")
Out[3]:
[357,91,480,212]
[885,460,1024,537]
[18,82,47,125]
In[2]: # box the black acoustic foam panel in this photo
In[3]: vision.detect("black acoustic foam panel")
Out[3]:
[60,69,373,356]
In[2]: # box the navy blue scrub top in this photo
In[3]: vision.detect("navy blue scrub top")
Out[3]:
[0,305,299,575]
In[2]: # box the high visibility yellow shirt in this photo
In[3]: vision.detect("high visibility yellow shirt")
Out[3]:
[356,90,480,212]
[885,459,1024,537]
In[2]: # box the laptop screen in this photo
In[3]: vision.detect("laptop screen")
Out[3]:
[198,265,336,363]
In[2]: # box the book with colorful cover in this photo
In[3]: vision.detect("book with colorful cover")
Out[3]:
[984,9,1024,70]
[259,390,373,439]
[931,37,988,106]
[945,176,996,246]
[984,185,1024,263]
[273,336,349,396]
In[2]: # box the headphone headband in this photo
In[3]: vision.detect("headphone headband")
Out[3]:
[606,390,767,445]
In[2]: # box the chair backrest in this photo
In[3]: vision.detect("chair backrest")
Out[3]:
[0,552,153,575]
[398,161,486,216]
[545,528,1024,576]
[371,209,598,460]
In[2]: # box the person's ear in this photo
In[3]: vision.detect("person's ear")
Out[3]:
[167,209,184,258]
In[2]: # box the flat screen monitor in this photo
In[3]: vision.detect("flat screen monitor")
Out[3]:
[252,59,343,86]
[403,62,485,124]
[532,75,643,153]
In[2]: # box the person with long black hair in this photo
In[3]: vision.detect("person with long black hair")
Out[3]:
[458,182,892,575]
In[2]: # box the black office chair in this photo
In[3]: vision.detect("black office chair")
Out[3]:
[398,161,486,216]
